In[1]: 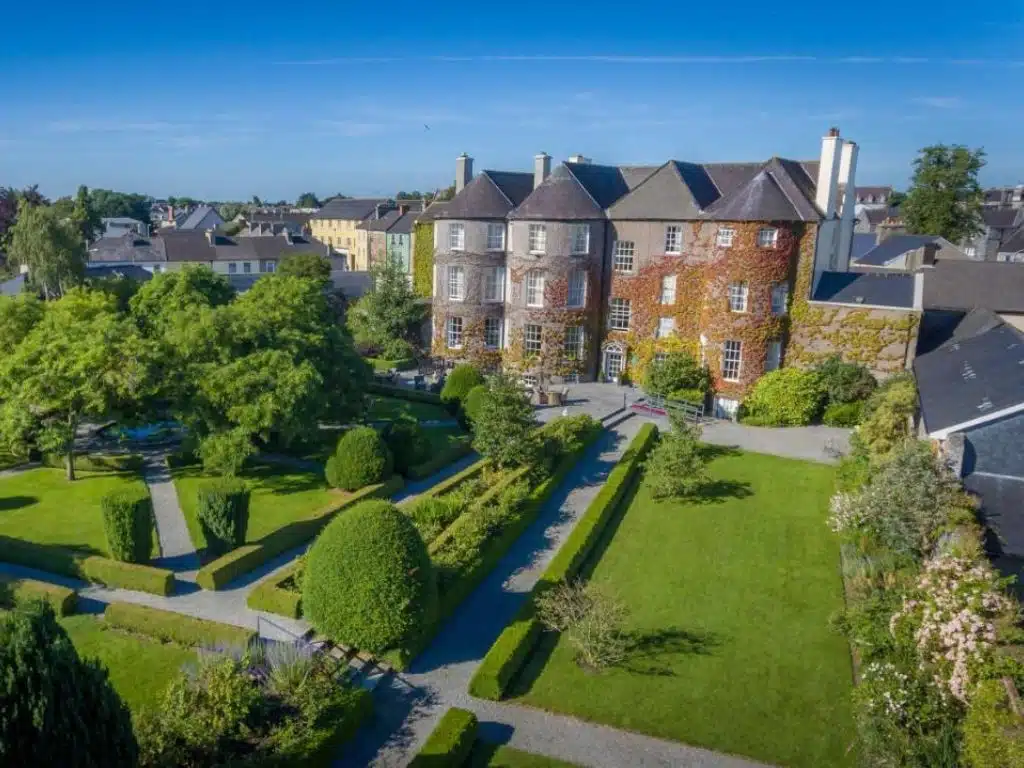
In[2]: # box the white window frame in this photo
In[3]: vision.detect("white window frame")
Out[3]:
[523,324,542,356]
[228,262,237,274]
[964,245,977,258]
[486,223,505,251]
[570,224,590,255]
[757,227,778,248]
[613,240,635,273]
[728,281,748,313]
[656,317,676,339]
[766,339,782,372]
[484,267,505,303]
[567,270,586,308]
[664,225,682,254]
[609,298,631,331]
[722,340,742,382]
[604,348,624,379]
[448,222,465,251]
[265,261,276,273]
[243,261,252,274]
[484,316,502,349]
[717,227,735,248]
[771,282,789,315]
[528,224,547,254]
[564,326,584,360]
[448,265,465,301]
[446,316,464,349]
[660,274,677,305]
[525,270,544,307]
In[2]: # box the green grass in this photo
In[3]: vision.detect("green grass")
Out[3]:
[173,462,336,555]
[423,425,468,453]
[61,614,194,713]
[0,468,150,557]
[366,395,451,423]
[469,742,581,767]
[510,448,855,768]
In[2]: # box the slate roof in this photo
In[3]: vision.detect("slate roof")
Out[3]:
[923,260,1024,313]
[416,200,450,222]
[91,231,328,265]
[860,207,900,226]
[982,208,1020,229]
[312,198,390,221]
[619,165,660,190]
[90,234,167,263]
[856,185,893,198]
[852,233,877,262]
[389,211,417,235]
[963,472,1024,559]
[704,158,821,222]
[360,209,404,232]
[437,171,533,219]
[512,163,621,220]
[854,234,938,267]
[176,205,223,231]
[914,310,1024,434]
[607,161,715,220]
[1000,227,1024,254]
[85,264,153,282]
[812,270,915,308]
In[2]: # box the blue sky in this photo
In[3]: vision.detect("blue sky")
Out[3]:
[2,0,1022,200]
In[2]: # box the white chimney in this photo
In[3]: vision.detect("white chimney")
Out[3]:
[455,153,473,194]
[568,154,591,164]
[534,152,551,189]
[815,127,843,218]
[836,141,859,272]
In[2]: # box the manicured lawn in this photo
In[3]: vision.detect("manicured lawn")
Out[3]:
[469,743,580,767]
[0,468,150,557]
[61,614,194,713]
[366,395,450,423]
[510,449,855,768]
[173,462,337,554]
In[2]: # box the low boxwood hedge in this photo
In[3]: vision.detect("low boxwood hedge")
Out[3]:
[104,601,256,648]
[406,457,486,503]
[367,382,443,405]
[42,453,145,473]
[0,574,78,616]
[426,465,531,557]
[405,438,474,481]
[196,476,404,591]
[246,574,302,619]
[468,422,657,701]
[0,535,174,596]
[367,357,417,372]
[409,707,478,768]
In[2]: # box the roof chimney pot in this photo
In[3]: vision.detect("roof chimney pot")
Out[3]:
[455,153,473,194]
[534,152,551,190]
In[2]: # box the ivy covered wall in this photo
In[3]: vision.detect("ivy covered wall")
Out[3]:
[413,221,434,298]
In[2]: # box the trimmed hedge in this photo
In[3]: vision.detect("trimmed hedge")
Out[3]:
[440,364,484,408]
[325,426,393,491]
[409,707,478,768]
[427,465,531,557]
[367,382,443,405]
[0,574,78,616]
[101,489,154,563]
[104,601,256,648]
[42,453,145,473]
[367,357,417,372]
[246,570,303,619]
[386,420,430,476]
[407,457,486,502]
[196,476,403,590]
[469,422,657,701]
[302,688,373,767]
[405,438,473,481]
[0,535,174,596]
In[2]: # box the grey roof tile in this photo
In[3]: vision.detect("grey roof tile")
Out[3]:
[362,209,403,232]
[389,211,417,235]
[1000,226,1024,254]
[705,162,815,222]
[176,205,223,230]
[437,171,533,219]
[852,233,877,262]
[855,234,937,266]
[812,270,915,308]
[312,198,390,221]
[511,164,606,220]
[982,208,1020,228]
[607,161,711,219]
[416,200,450,222]
[923,259,1024,313]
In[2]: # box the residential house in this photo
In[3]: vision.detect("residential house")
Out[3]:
[855,186,893,208]
[411,200,450,298]
[851,234,967,270]
[998,226,1024,262]
[386,210,418,274]
[360,200,426,271]
[309,198,392,270]
[175,205,225,231]
[431,128,919,418]
[920,258,1024,332]
[854,206,903,234]
[983,185,1024,208]
[961,208,1024,261]
[101,217,148,238]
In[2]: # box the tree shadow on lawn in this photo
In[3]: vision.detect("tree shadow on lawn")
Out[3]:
[698,443,742,461]
[0,496,37,511]
[688,478,753,505]
[616,626,723,677]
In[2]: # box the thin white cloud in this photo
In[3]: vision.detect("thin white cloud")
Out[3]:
[912,96,962,109]
[47,119,180,133]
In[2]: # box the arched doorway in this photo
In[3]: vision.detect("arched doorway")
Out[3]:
[601,342,625,382]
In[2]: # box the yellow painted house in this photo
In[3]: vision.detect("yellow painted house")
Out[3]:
[309,198,392,270]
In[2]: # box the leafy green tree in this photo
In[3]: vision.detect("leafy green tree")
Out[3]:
[813,355,877,405]
[471,373,539,468]
[742,368,826,426]
[644,414,707,499]
[89,189,151,223]
[0,601,137,766]
[0,289,158,479]
[346,258,426,352]
[7,200,87,299]
[901,145,985,243]
[251,195,262,206]
[278,252,331,282]
[130,266,235,337]
[71,185,103,244]
[295,192,320,208]
[888,190,907,208]
[0,293,43,353]
[643,352,711,399]
[217,203,243,222]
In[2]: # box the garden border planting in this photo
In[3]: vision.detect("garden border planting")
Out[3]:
[0,535,174,596]
[409,707,478,767]
[302,687,374,767]
[366,357,417,372]
[368,382,444,405]
[406,438,474,481]
[196,476,404,590]
[103,602,256,648]
[247,563,303,618]
[469,423,657,701]
[41,452,145,473]
[0,574,78,616]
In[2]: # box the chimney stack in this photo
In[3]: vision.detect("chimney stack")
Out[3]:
[815,127,843,218]
[836,140,859,272]
[568,154,591,164]
[455,153,473,194]
[534,153,551,189]
[921,242,939,267]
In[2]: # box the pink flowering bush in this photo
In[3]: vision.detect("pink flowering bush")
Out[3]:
[889,555,1015,704]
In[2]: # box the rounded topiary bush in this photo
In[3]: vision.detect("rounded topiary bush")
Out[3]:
[741,368,826,426]
[325,426,393,491]
[440,364,484,408]
[386,419,429,476]
[461,384,488,429]
[302,500,437,653]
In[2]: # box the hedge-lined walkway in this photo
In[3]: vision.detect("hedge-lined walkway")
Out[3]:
[332,415,764,768]
[144,452,201,579]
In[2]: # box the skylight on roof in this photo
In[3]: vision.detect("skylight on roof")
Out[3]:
[977,397,993,412]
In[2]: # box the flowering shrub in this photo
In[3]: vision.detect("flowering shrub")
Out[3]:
[890,555,1014,703]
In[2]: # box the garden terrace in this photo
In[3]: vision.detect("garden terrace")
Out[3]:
[507,446,855,767]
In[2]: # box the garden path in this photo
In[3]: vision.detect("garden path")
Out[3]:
[143,452,201,579]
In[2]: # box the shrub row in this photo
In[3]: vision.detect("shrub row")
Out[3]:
[407,457,487,503]
[42,453,145,473]
[0,535,174,596]
[196,476,404,590]
[469,422,657,701]
[0,574,78,616]
[367,382,443,405]
[302,688,374,767]
[409,707,478,768]
[366,357,417,372]
[246,569,303,619]
[405,438,474,481]
[103,602,256,648]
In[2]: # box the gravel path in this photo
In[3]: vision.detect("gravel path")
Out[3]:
[144,454,201,579]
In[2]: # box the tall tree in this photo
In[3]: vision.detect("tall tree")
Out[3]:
[89,189,151,223]
[251,195,262,206]
[295,192,320,208]
[217,203,243,222]
[346,258,426,353]
[901,145,985,243]
[278,252,331,282]
[7,201,87,299]
[0,187,18,249]
[0,602,137,766]
[71,185,103,244]
[0,289,158,479]
[0,294,43,354]
[471,373,539,468]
